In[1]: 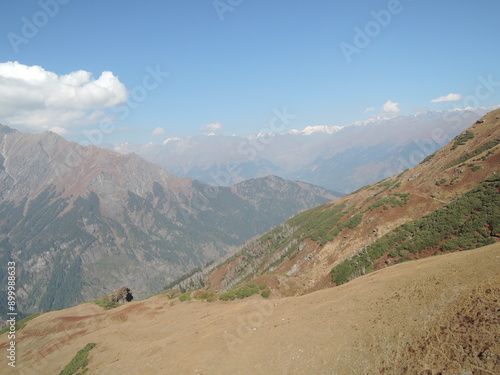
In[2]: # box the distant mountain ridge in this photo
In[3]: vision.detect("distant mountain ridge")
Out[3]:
[115,108,494,193]
[0,125,340,316]
[175,109,500,296]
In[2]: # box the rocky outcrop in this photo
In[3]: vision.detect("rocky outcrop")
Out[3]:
[106,287,133,304]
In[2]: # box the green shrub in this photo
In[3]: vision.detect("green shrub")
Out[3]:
[367,193,409,211]
[91,298,119,310]
[178,291,192,302]
[192,290,216,301]
[0,313,40,335]
[389,249,399,258]
[219,292,236,301]
[219,282,262,301]
[451,130,474,150]
[421,152,436,163]
[449,138,500,167]
[260,289,271,298]
[59,343,96,375]
[435,178,447,186]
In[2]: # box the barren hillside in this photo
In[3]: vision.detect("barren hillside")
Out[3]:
[1,243,498,374]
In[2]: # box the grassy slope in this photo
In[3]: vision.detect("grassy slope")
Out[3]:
[0,243,498,374]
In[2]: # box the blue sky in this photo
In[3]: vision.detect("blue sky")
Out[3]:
[0,0,499,145]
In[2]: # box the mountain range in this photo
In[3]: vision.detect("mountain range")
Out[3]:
[1,109,498,374]
[0,124,339,316]
[115,108,492,193]
[198,108,500,296]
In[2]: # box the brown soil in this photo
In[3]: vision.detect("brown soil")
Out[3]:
[1,243,499,375]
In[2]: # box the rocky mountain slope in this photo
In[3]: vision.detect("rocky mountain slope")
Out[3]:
[0,125,340,316]
[116,109,491,193]
[195,109,500,296]
[1,242,498,374]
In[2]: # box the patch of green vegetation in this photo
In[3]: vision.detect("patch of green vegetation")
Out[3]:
[219,282,261,301]
[373,179,400,197]
[59,343,96,375]
[283,202,367,247]
[0,313,40,335]
[288,203,347,243]
[192,290,217,302]
[397,169,409,178]
[421,152,436,163]
[332,174,500,286]
[389,249,399,258]
[451,130,475,150]
[435,178,447,186]
[318,213,365,246]
[367,193,409,211]
[161,289,180,300]
[178,291,192,302]
[377,179,397,188]
[344,213,363,229]
[260,289,271,298]
[449,138,500,168]
[89,297,119,310]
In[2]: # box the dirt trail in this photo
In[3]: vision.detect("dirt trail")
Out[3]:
[1,243,499,375]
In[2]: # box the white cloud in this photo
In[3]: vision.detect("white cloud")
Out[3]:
[49,126,69,135]
[430,93,463,103]
[152,127,165,135]
[163,137,181,145]
[382,100,400,113]
[364,107,375,113]
[0,61,128,131]
[201,122,223,132]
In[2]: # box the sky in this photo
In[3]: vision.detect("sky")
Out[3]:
[0,0,499,146]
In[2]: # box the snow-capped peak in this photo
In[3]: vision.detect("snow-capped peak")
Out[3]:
[288,125,344,135]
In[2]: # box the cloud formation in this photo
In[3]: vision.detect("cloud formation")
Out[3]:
[0,61,128,131]
[201,122,223,132]
[430,93,462,103]
[382,100,400,113]
[152,127,165,135]
[364,107,375,113]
